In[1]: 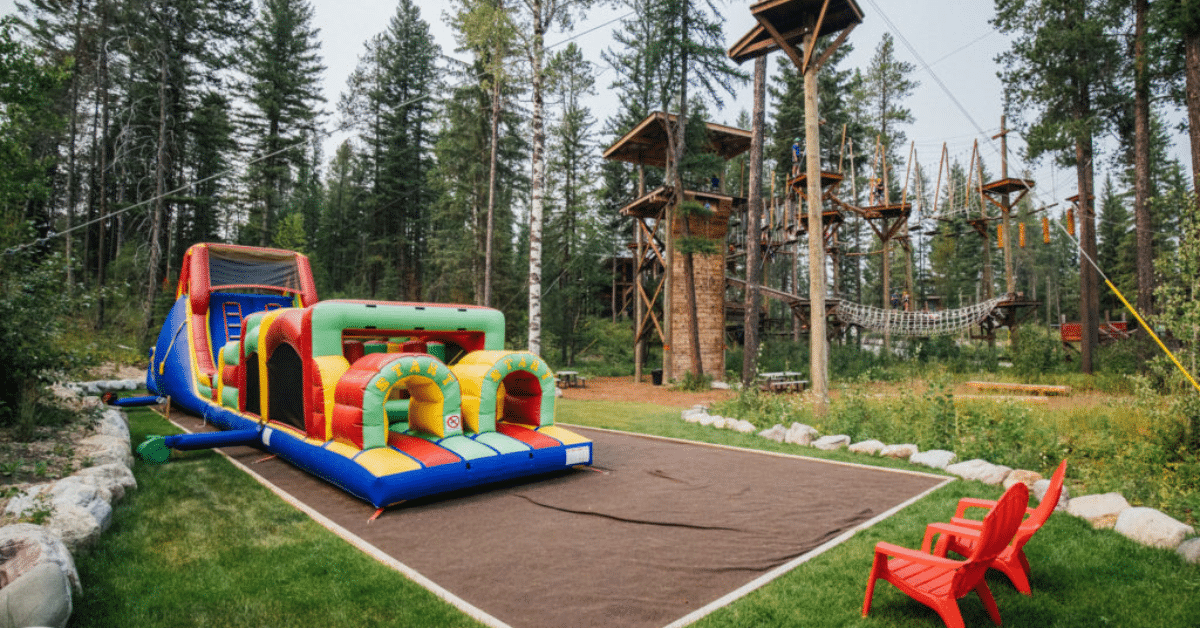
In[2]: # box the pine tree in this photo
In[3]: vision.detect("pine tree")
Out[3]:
[994,0,1129,373]
[341,0,440,300]
[241,0,325,249]
[428,57,527,309]
[543,43,598,364]
[1096,174,1134,314]
[181,91,238,245]
[863,33,918,188]
[452,0,517,306]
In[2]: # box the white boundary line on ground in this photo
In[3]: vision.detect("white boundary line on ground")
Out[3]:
[565,424,956,628]
[564,423,954,482]
[165,415,514,628]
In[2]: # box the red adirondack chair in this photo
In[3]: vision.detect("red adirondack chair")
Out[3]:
[924,459,1068,595]
[863,482,1029,628]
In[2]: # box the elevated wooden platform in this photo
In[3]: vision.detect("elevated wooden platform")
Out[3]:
[982,177,1035,196]
[617,186,743,220]
[854,202,912,221]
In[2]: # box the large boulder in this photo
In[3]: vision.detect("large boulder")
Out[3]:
[783,423,818,446]
[1066,492,1130,529]
[0,524,79,593]
[0,524,79,628]
[4,479,114,551]
[758,424,787,443]
[910,449,957,470]
[93,408,130,443]
[946,459,1013,485]
[1177,538,1200,565]
[812,435,850,451]
[0,562,73,628]
[1032,477,1070,510]
[880,443,918,460]
[78,434,134,468]
[1003,469,1044,490]
[1114,507,1195,550]
[848,439,885,455]
[73,464,137,502]
[731,419,758,434]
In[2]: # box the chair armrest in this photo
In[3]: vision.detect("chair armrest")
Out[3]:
[922,521,984,554]
[953,496,998,519]
[955,498,1038,520]
[875,541,963,568]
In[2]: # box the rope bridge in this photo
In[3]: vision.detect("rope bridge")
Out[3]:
[834,297,1005,337]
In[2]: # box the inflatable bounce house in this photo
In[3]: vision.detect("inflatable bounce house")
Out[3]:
[131,243,592,509]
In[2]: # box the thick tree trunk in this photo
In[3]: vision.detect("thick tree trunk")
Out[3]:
[742,56,767,388]
[1077,132,1099,374]
[1186,27,1200,198]
[1133,0,1153,317]
[143,54,169,337]
[676,5,703,379]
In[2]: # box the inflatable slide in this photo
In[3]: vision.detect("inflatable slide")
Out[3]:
[133,243,592,509]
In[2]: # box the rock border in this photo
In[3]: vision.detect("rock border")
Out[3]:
[680,403,1199,564]
[0,379,140,628]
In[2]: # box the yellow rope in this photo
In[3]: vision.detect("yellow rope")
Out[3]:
[1105,279,1200,394]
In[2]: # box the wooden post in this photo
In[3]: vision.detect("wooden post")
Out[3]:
[996,115,1016,296]
[804,27,829,416]
[634,165,646,382]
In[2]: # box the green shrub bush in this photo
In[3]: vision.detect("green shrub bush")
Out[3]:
[0,252,82,430]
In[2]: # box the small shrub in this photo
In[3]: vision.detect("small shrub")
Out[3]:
[671,370,713,392]
[1011,326,1067,376]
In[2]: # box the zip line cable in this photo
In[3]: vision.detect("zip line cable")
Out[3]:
[864,0,1200,391]
[1049,211,1200,394]
[4,140,306,256]
[12,8,638,258]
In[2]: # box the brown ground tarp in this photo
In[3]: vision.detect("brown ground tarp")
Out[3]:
[170,417,945,628]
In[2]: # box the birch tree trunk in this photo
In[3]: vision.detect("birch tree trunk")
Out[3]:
[526,0,546,354]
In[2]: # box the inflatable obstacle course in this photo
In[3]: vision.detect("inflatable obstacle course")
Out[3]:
[134,243,592,508]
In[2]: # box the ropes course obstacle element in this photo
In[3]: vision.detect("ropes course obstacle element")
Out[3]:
[833,297,1006,337]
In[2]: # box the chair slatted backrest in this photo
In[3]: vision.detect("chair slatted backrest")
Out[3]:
[951,482,1029,596]
[1024,459,1067,530]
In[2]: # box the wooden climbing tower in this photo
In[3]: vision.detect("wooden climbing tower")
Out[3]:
[729,0,863,410]
[978,116,1041,340]
[602,112,751,382]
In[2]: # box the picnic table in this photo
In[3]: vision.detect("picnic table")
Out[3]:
[757,371,807,393]
[557,370,585,388]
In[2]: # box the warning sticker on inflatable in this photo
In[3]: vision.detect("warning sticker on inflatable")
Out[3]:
[446,415,461,430]
[565,445,590,466]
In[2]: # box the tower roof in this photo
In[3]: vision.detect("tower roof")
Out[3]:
[602,111,752,168]
[728,0,865,64]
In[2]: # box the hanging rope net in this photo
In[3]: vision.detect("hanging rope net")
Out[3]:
[833,297,1006,337]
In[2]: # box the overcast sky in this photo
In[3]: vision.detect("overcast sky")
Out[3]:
[3,0,1180,216]
[314,0,1097,214]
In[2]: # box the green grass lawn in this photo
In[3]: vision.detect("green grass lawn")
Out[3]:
[68,401,1200,627]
